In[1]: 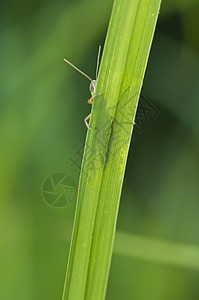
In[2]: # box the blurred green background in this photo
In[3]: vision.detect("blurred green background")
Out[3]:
[1,0,199,299]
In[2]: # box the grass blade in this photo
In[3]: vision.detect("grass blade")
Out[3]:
[62,0,161,299]
[114,231,199,271]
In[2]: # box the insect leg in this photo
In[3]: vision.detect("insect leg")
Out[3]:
[84,113,91,130]
[87,93,102,104]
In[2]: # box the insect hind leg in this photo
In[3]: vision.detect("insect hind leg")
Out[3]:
[84,113,91,130]
[86,93,103,129]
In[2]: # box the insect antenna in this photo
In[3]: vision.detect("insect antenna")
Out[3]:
[96,45,101,79]
[64,58,92,82]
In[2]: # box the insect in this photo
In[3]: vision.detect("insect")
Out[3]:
[64,46,101,129]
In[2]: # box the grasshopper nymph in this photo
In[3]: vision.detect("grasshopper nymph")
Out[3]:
[64,46,101,129]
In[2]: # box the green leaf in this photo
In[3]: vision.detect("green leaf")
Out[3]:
[114,231,199,271]
[62,0,161,299]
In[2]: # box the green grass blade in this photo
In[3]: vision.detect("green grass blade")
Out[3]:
[114,231,199,271]
[62,0,161,299]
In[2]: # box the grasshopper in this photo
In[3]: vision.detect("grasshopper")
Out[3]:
[64,46,101,129]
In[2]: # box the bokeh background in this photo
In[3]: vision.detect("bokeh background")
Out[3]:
[1,0,199,299]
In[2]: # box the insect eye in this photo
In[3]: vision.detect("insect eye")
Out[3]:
[89,82,94,92]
